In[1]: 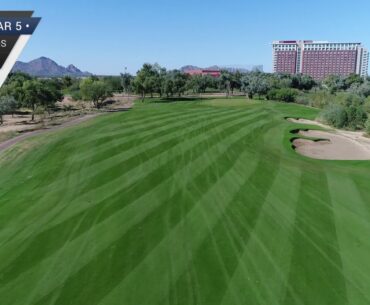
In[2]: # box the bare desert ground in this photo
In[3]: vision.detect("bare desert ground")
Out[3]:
[0,94,134,152]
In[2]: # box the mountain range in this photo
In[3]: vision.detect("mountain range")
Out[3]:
[11,57,263,77]
[181,65,263,73]
[12,57,92,77]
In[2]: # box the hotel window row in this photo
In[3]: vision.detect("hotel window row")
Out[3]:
[272,40,369,80]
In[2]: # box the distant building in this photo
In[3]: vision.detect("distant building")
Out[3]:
[185,69,221,78]
[272,40,369,80]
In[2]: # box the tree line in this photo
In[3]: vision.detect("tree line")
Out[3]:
[1,63,370,133]
[120,63,317,101]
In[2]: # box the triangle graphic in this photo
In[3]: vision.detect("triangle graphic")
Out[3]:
[0,11,40,87]
[0,11,33,69]
[0,35,31,87]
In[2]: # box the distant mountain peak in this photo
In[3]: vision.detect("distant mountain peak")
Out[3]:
[12,57,92,77]
[66,64,82,73]
[37,56,52,61]
[181,64,264,73]
[181,65,201,72]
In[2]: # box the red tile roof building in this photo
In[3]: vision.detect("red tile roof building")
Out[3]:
[272,40,369,80]
[185,69,221,78]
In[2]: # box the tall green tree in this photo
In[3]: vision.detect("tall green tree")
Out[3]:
[21,79,62,120]
[120,72,134,96]
[172,70,188,97]
[102,76,122,92]
[187,75,211,95]
[61,76,73,89]
[0,96,16,124]
[80,78,113,108]
[230,70,243,94]
[220,71,232,97]
[344,73,364,89]
[241,73,270,99]
[291,74,316,90]
[162,74,174,97]
[323,75,345,93]
[133,63,160,100]
[0,72,33,101]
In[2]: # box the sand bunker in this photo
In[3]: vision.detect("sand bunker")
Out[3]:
[288,118,370,160]
[287,118,328,129]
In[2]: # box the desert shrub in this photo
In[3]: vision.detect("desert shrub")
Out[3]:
[64,79,82,101]
[335,92,364,107]
[348,81,370,97]
[71,91,82,101]
[366,119,370,135]
[363,96,370,113]
[321,103,348,128]
[322,75,346,93]
[291,74,316,91]
[295,94,310,105]
[359,82,370,97]
[306,90,334,109]
[346,105,367,129]
[267,88,298,103]
[321,103,367,130]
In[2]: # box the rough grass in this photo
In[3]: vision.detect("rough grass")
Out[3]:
[0,130,18,142]
[0,98,370,305]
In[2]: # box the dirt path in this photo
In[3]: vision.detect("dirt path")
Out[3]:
[288,118,370,160]
[0,114,100,153]
[0,101,133,153]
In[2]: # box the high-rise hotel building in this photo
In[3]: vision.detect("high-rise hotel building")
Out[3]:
[272,40,369,80]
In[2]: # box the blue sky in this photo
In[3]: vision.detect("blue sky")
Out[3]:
[2,0,370,75]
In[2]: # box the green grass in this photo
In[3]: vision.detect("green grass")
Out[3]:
[1,97,370,305]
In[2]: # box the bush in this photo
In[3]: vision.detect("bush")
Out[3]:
[321,103,368,130]
[346,105,367,130]
[291,74,316,91]
[305,90,334,109]
[321,103,348,128]
[71,90,82,101]
[267,88,298,103]
[335,92,364,107]
[364,96,370,113]
[295,94,310,106]
[366,119,370,135]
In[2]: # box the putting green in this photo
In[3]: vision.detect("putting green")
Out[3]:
[0,98,370,305]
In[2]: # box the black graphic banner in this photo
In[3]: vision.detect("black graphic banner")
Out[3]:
[0,11,41,84]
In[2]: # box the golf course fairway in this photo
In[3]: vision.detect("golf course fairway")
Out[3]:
[0,98,370,305]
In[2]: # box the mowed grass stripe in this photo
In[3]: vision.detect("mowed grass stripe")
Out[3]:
[0,111,268,290]
[0,107,262,244]
[82,125,277,305]
[283,169,348,305]
[60,103,235,151]
[60,106,230,159]
[213,123,300,305]
[0,106,226,201]
[0,105,219,200]
[0,106,239,226]
[58,104,207,146]
[0,109,267,274]
[163,116,282,305]
[327,173,370,305]
[0,105,241,206]
[219,165,302,305]
[2,100,367,305]
[46,122,276,305]
[0,109,263,271]
[77,108,256,192]
[166,149,281,305]
[0,113,272,305]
